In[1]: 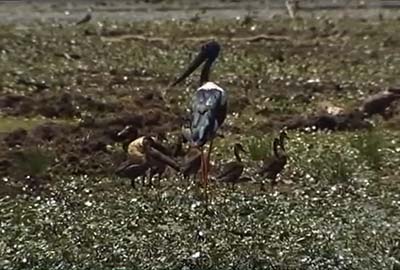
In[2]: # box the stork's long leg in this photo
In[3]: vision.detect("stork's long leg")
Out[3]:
[200,147,206,187]
[205,139,214,187]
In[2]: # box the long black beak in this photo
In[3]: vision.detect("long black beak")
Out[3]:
[170,51,207,87]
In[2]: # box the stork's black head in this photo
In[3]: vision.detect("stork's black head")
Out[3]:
[170,40,221,87]
[200,41,220,62]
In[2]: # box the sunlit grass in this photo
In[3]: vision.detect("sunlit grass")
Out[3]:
[351,130,384,171]
[1,130,400,270]
[246,136,272,161]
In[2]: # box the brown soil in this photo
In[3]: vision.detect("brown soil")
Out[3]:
[0,90,185,195]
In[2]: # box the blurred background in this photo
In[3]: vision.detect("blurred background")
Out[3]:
[1,0,400,24]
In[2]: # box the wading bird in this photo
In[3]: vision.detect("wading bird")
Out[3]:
[168,41,227,188]
[75,7,93,25]
[216,143,248,189]
[285,0,299,19]
[258,130,289,189]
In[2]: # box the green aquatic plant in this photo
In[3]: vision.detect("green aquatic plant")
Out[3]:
[247,136,272,161]
[324,151,353,184]
[12,147,53,178]
[351,130,383,171]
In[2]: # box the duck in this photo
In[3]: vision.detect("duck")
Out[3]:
[181,148,202,180]
[216,143,249,189]
[115,133,180,188]
[147,134,185,185]
[115,159,148,189]
[258,130,289,188]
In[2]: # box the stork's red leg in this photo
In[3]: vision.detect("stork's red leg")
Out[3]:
[200,147,206,188]
[205,139,214,187]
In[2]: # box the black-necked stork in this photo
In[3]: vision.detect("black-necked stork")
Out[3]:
[169,41,227,187]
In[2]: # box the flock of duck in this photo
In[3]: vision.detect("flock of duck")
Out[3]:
[115,40,290,190]
[115,127,289,190]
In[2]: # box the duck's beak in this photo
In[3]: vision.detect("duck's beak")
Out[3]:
[284,132,289,140]
[117,126,131,138]
[238,144,248,154]
[170,50,207,87]
[280,129,289,139]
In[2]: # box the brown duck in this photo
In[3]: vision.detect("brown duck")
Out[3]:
[216,143,249,189]
[258,130,288,188]
[147,134,185,185]
[181,148,202,180]
[115,135,180,188]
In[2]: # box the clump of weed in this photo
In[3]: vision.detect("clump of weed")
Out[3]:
[351,130,383,171]
[323,150,353,184]
[294,141,353,185]
[12,146,53,178]
[247,136,272,161]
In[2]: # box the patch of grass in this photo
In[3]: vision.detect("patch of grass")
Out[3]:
[246,136,272,161]
[291,138,352,185]
[12,146,53,178]
[0,117,73,132]
[351,130,383,171]
[323,150,353,185]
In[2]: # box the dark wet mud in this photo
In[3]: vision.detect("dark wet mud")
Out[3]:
[0,100,182,193]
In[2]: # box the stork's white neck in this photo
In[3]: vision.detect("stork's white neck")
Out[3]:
[199,82,224,91]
